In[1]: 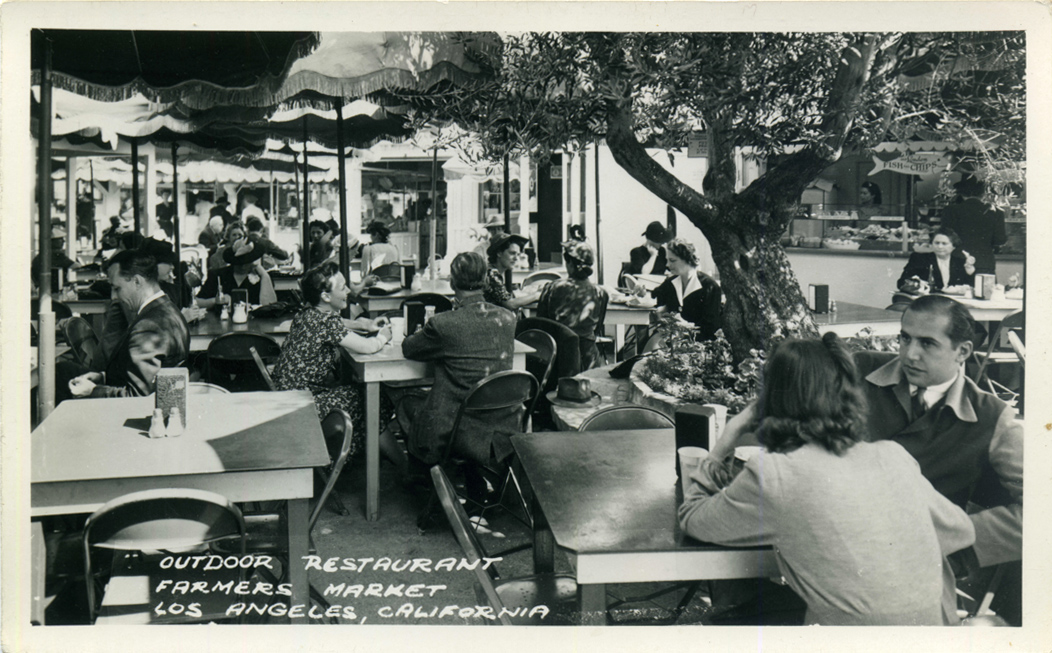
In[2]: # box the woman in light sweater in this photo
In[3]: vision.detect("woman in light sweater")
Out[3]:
[679,333,975,625]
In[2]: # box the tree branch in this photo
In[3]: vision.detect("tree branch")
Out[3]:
[605,102,718,232]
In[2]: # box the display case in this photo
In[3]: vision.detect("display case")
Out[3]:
[785,204,930,253]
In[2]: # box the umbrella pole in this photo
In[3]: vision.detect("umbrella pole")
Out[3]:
[171,143,183,308]
[90,159,97,248]
[503,154,511,231]
[429,144,438,281]
[594,142,603,285]
[131,139,141,235]
[335,101,350,296]
[36,32,56,419]
[302,121,311,270]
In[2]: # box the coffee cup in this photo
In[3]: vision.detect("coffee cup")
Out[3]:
[678,446,708,496]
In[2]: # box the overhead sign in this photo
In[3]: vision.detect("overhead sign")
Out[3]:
[869,152,949,177]
[687,132,709,158]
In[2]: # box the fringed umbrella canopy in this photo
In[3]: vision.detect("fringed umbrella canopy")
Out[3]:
[31,30,318,106]
[179,31,495,110]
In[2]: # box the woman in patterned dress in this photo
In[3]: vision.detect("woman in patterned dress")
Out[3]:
[272,262,402,464]
[484,233,542,312]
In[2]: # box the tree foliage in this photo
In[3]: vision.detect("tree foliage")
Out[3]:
[404,31,1025,357]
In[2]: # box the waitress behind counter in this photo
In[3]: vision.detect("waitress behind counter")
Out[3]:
[897,227,976,293]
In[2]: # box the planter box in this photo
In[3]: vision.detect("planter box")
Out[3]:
[629,370,730,441]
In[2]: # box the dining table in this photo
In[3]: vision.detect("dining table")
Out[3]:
[512,429,778,625]
[521,287,656,359]
[355,279,455,315]
[812,301,903,337]
[950,295,1023,322]
[187,312,293,352]
[31,390,329,623]
[342,337,533,522]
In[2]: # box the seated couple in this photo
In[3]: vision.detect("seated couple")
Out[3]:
[680,295,1021,626]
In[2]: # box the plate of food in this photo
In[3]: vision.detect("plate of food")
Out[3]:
[626,296,657,308]
[822,238,861,250]
[939,285,971,297]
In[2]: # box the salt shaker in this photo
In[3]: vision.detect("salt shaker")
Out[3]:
[148,409,167,439]
[424,305,436,323]
[166,408,184,437]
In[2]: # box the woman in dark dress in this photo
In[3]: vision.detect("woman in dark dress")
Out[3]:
[537,240,609,370]
[898,227,976,292]
[272,262,402,464]
[648,238,722,340]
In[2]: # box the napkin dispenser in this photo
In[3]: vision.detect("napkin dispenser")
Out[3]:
[155,368,188,429]
[974,274,996,300]
[403,301,426,336]
[675,404,724,452]
[401,262,416,289]
[808,284,829,313]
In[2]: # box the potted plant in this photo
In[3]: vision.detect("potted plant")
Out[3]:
[632,315,765,415]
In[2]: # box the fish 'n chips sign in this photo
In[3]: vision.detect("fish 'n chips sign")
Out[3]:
[869,152,950,177]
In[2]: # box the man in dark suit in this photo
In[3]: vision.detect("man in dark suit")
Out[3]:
[626,221,672,276]
[399,251,520,470]
[854,294,1021,624]
[68,250,190,398]
[940,176,1006,275]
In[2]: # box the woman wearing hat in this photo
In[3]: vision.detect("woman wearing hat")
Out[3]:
[361,220,400,272]
[650,238,722,341]
[538,240,609,370]
[484,233,541,311]
[196,237,277,308]
[627,221,673,276]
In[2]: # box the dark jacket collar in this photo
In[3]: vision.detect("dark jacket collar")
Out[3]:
[865,357,978,423]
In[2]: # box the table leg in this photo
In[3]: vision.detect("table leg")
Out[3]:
[579,584,608,626]
[31,520,45,625]
[365,382,381,521]
[286,498,309,624]
[614,324,626,360]
[532,496,554,574]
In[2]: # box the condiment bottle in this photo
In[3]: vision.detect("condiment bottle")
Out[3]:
[166,408,184,437]
[148,409,167,439]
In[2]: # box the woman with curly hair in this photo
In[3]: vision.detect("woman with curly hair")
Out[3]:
[272,262,403,467]
[679,333,975,625]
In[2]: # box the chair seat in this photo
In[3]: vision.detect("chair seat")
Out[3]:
[476,574,579,625]
[96,553,242,625]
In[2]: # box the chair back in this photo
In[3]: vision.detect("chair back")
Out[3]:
[83,488,245,623]
[521,271,563,287]
[401,293,453,314]
[579,405,675,432]
[206,332,281,391]
[32,298,74,321]
[311,410,355,531]
[974,310,1024,382]
[249,346,277,391]
[1007,330,1025,365]
[371,263,402,281]
[61,316,102,368]
[445,370,538,465]
[516,317,580,388]
[188,381,230,394]
[431,465,513,625]
[516,329,557,416]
